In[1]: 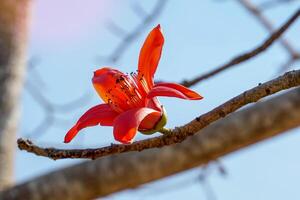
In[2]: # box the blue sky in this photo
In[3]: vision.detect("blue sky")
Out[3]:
[17,0,300,199]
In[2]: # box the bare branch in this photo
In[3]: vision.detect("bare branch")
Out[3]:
[181,8,300,87]
[131,2,148,18]
[105,20,127,38]
[17,69,300,160]
[3,86,300,200]
[98,0,168,63]
[237,0,300,73]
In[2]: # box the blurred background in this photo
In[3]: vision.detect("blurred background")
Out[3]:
[14,0,300,199]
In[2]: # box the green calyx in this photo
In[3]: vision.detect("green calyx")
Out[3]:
[140,109,168,135]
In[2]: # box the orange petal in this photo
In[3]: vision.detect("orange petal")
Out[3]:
[93,67,136,112]
[113,107,161,144]
[138,24,164,88]
[147,82,203,100]
[92,67,124,103]
[64,104,119,143]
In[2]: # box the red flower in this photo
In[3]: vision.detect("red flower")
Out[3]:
[64,25,203,144]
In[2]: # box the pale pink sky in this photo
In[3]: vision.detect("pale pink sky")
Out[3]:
[29,0,113,45]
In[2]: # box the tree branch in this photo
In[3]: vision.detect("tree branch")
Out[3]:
[181,8,300,87]
[3,86,300,200]
[237,0,300,73]
[238,0,298,56]
[17,69,300,160]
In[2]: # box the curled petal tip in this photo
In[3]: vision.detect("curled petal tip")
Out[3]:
[64,135,73,144]
[192,94,204,100]
[155,24,163,34]
[64,125,79,144]
[64,136,71,143]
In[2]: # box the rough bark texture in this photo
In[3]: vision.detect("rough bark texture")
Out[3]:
[1,87,300,200]
[0,0,30,190]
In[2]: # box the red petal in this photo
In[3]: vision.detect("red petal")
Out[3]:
[113,107,161,144]
[146,97,162,112]
[147,82,203,100]
[138,25,164,88]
[139,109,162,130]
[64,104,119,143]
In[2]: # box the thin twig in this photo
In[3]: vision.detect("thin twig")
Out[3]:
[24,77,91,138]
[181,8,300,87]
[26,57,46,88]
[17,69,300,160]
[237,0,300,73]
[239,0,298,56]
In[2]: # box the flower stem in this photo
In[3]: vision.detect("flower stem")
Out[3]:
[158,127,172,135]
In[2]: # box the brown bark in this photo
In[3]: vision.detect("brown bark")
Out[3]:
[0,0,31,190]
[1,87,300,200]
